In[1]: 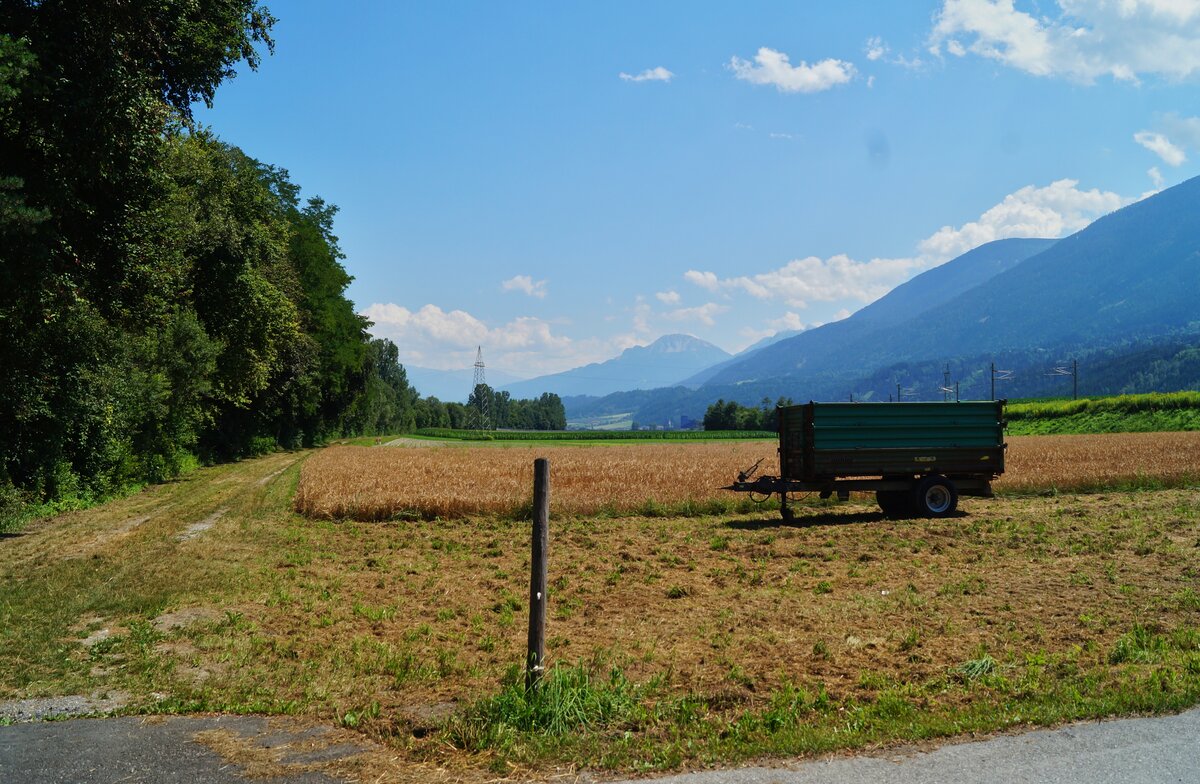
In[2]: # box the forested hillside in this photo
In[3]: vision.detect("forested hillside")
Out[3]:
[0,3,556,521]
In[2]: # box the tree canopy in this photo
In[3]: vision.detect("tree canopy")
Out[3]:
[0,3,559,521]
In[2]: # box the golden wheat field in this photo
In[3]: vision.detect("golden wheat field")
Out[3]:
[294,431,1200,520]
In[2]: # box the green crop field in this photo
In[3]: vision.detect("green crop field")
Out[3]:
[1007,391,1200,435]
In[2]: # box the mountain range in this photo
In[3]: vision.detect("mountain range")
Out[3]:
[560,175,1200,426]
[500,333,730,399]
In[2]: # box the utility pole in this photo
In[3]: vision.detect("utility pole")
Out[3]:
[990,363,1013,401]
[943,364,951,402]
[1046,359,1078,401]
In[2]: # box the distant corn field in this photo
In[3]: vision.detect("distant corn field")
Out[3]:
[294,432,1200,520]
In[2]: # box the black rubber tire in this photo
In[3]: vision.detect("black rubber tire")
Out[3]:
[912,476,958,518]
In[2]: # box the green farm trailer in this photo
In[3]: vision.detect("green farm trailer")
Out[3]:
[726,400,1006,519]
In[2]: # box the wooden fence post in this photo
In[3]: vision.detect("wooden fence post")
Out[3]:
[526,458,549,691]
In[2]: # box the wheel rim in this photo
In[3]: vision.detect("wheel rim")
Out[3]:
[924,485,951,514]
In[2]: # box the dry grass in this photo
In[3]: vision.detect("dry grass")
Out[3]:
[295,433,1200,521]
[294,442,777,520]
[1003,432,1200,492]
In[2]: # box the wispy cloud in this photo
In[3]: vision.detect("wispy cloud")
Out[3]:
[663,302,728,326]
[1134,130,1187,166]
[729,47,856,93]
[362,302,640,376]
[619,66,674,83]
[865,36,889,61]
[655,290,681,305]
[928,0,1200,83]
[501,275,548,299]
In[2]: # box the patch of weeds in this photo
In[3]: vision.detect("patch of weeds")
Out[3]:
[727,664,754,689]
[666,585,690,599]
[340,700,381,728]
[813,580,832,595]
[938,575,987,596]
[709,535,729,552]
[1109,625,1170,664]
[554,596,582,620]
[478,634,497,653]
[447,663,645,753]
[955,655,997,681]
[436,608,457,622]
[812,639,831,659]
[1172,588,1200,612]
[898,628,921,652]
[353,602,396,622]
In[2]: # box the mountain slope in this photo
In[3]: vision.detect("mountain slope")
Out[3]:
[848,177,1200,369]
[708,237,1058,385]
[502,334,730,399]
[677,329,803,388]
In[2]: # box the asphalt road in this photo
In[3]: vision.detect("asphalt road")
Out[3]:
[0,715,354,784]
[2,708,1199,783]
[608,707,1200,784]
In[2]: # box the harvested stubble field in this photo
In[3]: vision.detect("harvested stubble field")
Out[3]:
[295,431,1200,521]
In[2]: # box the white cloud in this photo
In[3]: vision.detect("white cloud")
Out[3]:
[655,290,681,305]
[729,47,857,93]
[687,255,925,309]
[362,303,656,377]
[1148,166,1165,189]
[685,178,1132,312]
[501,274,548,298]
[867,75,876,88]
[865,36,889,61]
[664,302,729,326]
[771,312,811,331]
[1134,130,1187,166]
[683,270,721,291]
[769,131,797,140]
[619,66,674,83]
[929,0,1200,82]
[917,179,1127,261]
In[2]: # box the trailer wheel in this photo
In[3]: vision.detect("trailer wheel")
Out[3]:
[876,490,913,518]
[912,476,958,517]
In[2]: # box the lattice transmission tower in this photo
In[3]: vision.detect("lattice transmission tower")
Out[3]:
[470,345,490,430]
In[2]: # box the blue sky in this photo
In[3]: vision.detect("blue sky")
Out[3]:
[197,0,1200,380]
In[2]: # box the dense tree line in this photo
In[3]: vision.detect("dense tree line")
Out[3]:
[703,397,795,431]
[0,2,554,517]
[468,385,567,430]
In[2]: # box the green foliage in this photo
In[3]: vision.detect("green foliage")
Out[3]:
[0,4,425,526]
[1007,392,1200,434]
[449,663,644,750]
[703,397,793,431]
